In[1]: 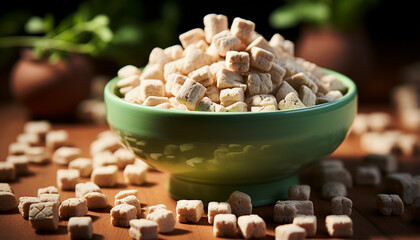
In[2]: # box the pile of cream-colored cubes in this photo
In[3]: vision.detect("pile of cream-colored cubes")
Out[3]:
[117,14,347,112]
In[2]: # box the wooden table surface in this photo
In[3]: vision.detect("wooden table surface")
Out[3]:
[0,103,419,240]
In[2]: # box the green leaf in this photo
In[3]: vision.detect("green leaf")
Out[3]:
[270,5,301,29]
[25,16,46,34]
[43,14,55,33]
[96,26,113,42]
[90,15,110,29]
[112,25,143,44]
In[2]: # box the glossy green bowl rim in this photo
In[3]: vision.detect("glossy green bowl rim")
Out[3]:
[105,68,357,116]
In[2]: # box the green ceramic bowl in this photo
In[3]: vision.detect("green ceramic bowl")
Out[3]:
[104,69,357,206]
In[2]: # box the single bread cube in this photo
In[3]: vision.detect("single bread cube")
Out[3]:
[164,45,183,61]
[124,164,147,185]
[246,72,273,96]
[148,47,171,66]
[39,194,60,204]
[0,185,18,211]
[285,73,318,93]
[143,96,170,107]
[325,215,353,237]
[0,162,15,182]
[226,102,248,112]
[213,214,237,238]
[113,148,135,169]
[124,86,142,103]
[29,202,59,231]
[118,65,141,78]
[139,79,164,102]
[129,219,159,240]
[220,88,245,107]
[237,214,266,239]
[59,198,88,219]
[362,154,398,173]
[176,200,204,223]
[115,195,142,218]
[249,46,275,72]
[52,146,81,165]
[57,169,80,190]
[376,194,404,215]
[182,48,211,73]
[38,186,58,198]
[206,86,221,104]
[226,51,249,73]
[246,94,277,110]
[176,78,207,110]
[269,33,285,49]
[17,133,42,146]
[7,155,29,176]
[46,130,69,150]
[68,216,93,240]
[69,158,93,178]
[411,197,420,221]
[299,85,316,107]
[355,165,381,186]
[281,40,295,56]
[19,197,41,219]
[148,204,167,214]
[140,64,164,81]
[75,182,101,198]
[166,73,187,96]
[115,189,139,200]
[146,208,176,233]
[288,185,310,200]
[246,36,277,58]
[322,182,347,200]
[275,224,307,240]
[83,192,108,209]
[269,63,286,93]
[385,173,419,204]
[8,142,29,155]
[292,215,317,237]
[24,120,51,140]
[216,68,247,90]
[208,201,232,224]
[110,203,137,227]
[276,81,298,101]
[227,191,252,217]
[163,59,185,82]
[278,92,306,110]
[212,30,243,57]
[91,165,118,187]
[203,14,228,43]
[25,146,50,164]
[117,75,140,90]
[331,196,353,216]
[231,17,255,44]
[92,151,118,168]
[179,28,206,48]
[274,200,314,223]
[188,65,214,87]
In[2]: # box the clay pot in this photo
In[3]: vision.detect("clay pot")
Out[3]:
[11,50,93,120]
[296,27,372,89]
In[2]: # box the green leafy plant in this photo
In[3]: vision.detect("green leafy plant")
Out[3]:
[269,0,378,31]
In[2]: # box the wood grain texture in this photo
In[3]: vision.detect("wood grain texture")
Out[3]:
[0,103,419,239]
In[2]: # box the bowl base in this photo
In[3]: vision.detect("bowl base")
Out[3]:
[167,174,299,207]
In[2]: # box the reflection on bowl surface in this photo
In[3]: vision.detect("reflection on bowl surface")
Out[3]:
[105,69,357,206]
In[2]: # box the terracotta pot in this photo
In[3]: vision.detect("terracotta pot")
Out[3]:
[11,50,93,120]
[296,27,372,88]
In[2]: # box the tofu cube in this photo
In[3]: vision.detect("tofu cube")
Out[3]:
[69,158,93,178]
[276,81,299,102]
[188,65,214,87]
[0,188,18,211]
[208,201,232,224]
[75,182,101,198]
[220,88,245,107]
[52,146,81,165]
[278,92,306,110]
[38,186,58,198]
[140,64,164,81]
[7,155,29,176]
[113,148,136,169]
[0,162,16,182]
[213,214,237,238]
[8,142,29,155]
[182,48,211,73]
[57,169,80,190]
[231,17,256,44]
[146,208,176,233]
[166,73,187,96]
[91,165,118,187]
[246,72,273,96]
[124,164,147,185]
[139,80,164,102]
[275,224,307,240]
[237,214,266,239]
[92,151,118,168]
[269,63,286,93]
[203,14,228,43]
[226,102,248,112]
[288,184,310,200]
[212,30,243,57]
[216,68,247,90]
[23,120,51,140]
[176,78,207,110]
[29,202,59,231]
[246,94,277,110]
[292,215,317,237]
[385,173,419,204]
[115,195,142,218]
[39,194,60,204]
[285,73,318,93]
[83,192,108,210]
[164,45,183,60]
[325,215,353,237]
[299,85,316,107]
[376,194,404,215]
[179,28,206,48]
[19,197,41,219]
[176,200,204,223]
[25,146,50,164]
[59,198,88,219]
[322,182,347,200]
[118,65,141,78]
[68,216,93,240]
[249,46,275,72]
[331,196,353,216]
[115,189,139,200]
[129,219,159,240]
[17,133,42,146]
[226,51,250,73]
[355,165,381,186]
[205,85,221,103]
[227,191,252,217]
[274,200,314,223]
[110,203,137,227]
[362,154,398,173]
[46,130,69,150]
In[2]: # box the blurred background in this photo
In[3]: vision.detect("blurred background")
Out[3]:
[0,0,419,122]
